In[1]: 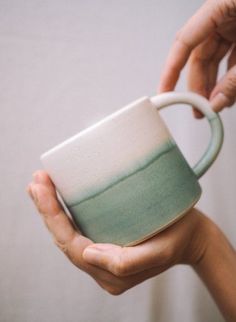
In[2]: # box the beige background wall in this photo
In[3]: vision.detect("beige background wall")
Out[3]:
[1,1,235,321]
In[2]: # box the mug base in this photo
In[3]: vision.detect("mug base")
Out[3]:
[125,193,201,247]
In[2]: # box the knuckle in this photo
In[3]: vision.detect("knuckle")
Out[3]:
[54,238,69,254]
[55,240,78,266]
[104,285,125,296]
[112,253,131,277]
[212,2,227,22]
[113,261,128,277]
[158,245,174,265]
[174,28,190,50]
[109,287,124,296]
[217,0,236,19]
[174,29,183,42]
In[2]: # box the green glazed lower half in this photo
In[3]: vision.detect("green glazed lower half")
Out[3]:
[68,141,201,246]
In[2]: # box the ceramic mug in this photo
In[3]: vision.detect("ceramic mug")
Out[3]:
[40,92,223,246]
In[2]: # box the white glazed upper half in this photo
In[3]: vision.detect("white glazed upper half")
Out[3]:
[41,97,173,205]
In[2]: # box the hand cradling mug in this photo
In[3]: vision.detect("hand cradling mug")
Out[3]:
[40,92,223,246]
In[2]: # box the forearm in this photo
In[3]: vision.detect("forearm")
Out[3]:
[193,219,236,322]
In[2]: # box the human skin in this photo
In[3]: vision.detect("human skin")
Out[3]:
[158,0,236,118]
[27,171,236,321]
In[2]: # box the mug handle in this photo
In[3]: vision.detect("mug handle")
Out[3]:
[150,92,224,179]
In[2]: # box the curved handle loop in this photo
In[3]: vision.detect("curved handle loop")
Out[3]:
[150,92,224,179]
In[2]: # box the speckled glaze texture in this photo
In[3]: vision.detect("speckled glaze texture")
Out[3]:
[69,141,201,245]
[41,93,223,246]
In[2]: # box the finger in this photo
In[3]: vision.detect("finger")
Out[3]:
[188,35,231,97]
[31,170,57,198]
[28,174,132,287]
[209,64,236,112]
[28,182,80,247]
[27,170,95,256]
[29,180,100,269]
[188,35,231,118]
[228,44,236,70]
[120,264,167,292]
[82,234,174,277]
[95,263,168,295]
[192,108,204,119]
[158,1,220,92]
[82,209,201,277]
[28,172,146,292]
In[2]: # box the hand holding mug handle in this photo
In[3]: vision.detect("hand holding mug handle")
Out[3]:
[150,92,224,178]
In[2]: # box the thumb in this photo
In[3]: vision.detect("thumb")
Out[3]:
[210,65,236,112]
[82,239,169,277]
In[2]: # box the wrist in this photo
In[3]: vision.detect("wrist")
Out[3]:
[191,212,236,321]
[182,208,216,266]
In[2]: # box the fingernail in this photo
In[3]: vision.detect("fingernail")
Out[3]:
[83,244,115,263]
[33,172,40,183]
[210,93,231,112]
[83,247,103,263]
